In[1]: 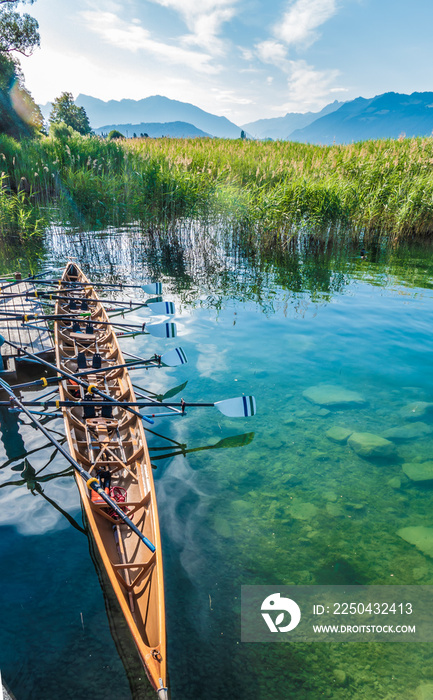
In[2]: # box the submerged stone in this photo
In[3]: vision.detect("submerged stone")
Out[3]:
[213,516,232,538]
[397,526,433,558]
[348,432,396,458]
[382,422,433,441]
[326,426,353,444]
[402,462,433,482]
[302,384,366,407]
[387,476,402,490]
[289,500,318,521]
[400,401,433,421]
[416,684,433,700]
[333,669,347,687]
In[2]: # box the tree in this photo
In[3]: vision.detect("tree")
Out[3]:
[0,0,40,56]
[0,0,42,137]
[49,92,91,135]
[107,129,124,140]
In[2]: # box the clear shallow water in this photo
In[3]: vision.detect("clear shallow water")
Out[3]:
[2,226,433,698]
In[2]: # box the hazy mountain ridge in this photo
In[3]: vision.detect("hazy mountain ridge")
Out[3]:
[289,92,433,144]
[94,121,211,138]
[39,91,433,143]
[75,94,242,138]
[242,101,344,140]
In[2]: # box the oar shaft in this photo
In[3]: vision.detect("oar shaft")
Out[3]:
[12,358,161,390]
[0,381,155,552]
[0,400,213,407]
[0,338,154,425]
[30,278,147,290]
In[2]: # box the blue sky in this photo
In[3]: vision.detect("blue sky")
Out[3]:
[19,0,433,125]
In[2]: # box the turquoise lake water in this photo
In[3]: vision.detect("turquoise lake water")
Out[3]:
[2,225,433,698]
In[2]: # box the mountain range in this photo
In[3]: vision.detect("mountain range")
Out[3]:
[39,91,433,143]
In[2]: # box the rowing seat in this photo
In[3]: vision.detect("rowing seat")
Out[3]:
[86,417,119,442]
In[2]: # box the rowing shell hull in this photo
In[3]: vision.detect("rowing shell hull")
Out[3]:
[54,263,167,696]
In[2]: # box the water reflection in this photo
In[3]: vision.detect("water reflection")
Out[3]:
[3,222,433,698]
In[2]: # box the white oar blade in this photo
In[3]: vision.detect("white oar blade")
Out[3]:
[215,396,256,418]
[161,347,188,366]
[147,322,177,338]
[142,283,162,295]
[147,301,175,316]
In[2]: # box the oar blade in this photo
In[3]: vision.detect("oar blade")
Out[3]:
[147,322,177,338]
[142,283,162,295]
[214,396,256,418]
[146,301,175,316]
[156,380,188,402]
[213,432,255,449]
[161,347,188,367]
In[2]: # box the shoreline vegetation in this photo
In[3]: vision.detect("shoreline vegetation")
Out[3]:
[1,132,433,239]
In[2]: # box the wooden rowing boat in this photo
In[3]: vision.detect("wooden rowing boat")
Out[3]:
[54,262,168,698]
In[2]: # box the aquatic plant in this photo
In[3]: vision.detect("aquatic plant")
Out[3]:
[2,132,433,236]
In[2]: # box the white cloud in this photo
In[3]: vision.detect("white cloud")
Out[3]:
[280,60,342,111]
[256,40,289,69]
[80,10,220,73]
[211,88,253,105]
[148,0,237,54]
[276,0,338,48]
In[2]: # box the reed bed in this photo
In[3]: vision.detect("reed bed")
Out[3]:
[1,132,433,238]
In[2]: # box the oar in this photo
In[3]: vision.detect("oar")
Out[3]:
[0,378,156,552]
[25,292,176,315]
[0,270,54,292]
[0,336,155,425]
[11,348,188,390]
[18,315,177,338]
[3,396,257,417]
[27,279,163,294]
[150,432,255,461]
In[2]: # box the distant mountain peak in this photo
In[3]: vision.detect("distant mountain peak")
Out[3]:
[75,94,243,138]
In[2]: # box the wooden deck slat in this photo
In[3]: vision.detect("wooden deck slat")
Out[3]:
[0,282,54,358]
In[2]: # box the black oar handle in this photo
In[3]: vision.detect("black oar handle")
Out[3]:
[0,379,156,552]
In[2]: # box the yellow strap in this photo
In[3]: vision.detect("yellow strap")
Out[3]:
[49,294,52,300]
[86,477,99,490]
[87,384,96,394]
[24,314,28,321]
[41,377,48,387]
[55,400,60,409]
[34,289,38,298]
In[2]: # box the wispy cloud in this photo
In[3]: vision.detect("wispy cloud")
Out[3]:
[276,0,338,48]
[279,60,341,111]
[148,0,238,54]
[80,10,220,73]
[256,40,289,70]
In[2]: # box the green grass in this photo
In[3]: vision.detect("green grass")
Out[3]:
[1,132,433,238]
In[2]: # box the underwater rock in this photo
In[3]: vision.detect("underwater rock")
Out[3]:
[213,515,233,539]
[303,384,366,407]
[289,500,318,521]
[326,502,344,517]
[382,422,433,441]
[402,462,433,482]
[397,526,433,558]
[333,669,348,687]
[348,432,396,458]
[400,401,433,421]
[326,426,353,444]
[387,476,402,490]
[416,683,433,700]
[230,500,251,514]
